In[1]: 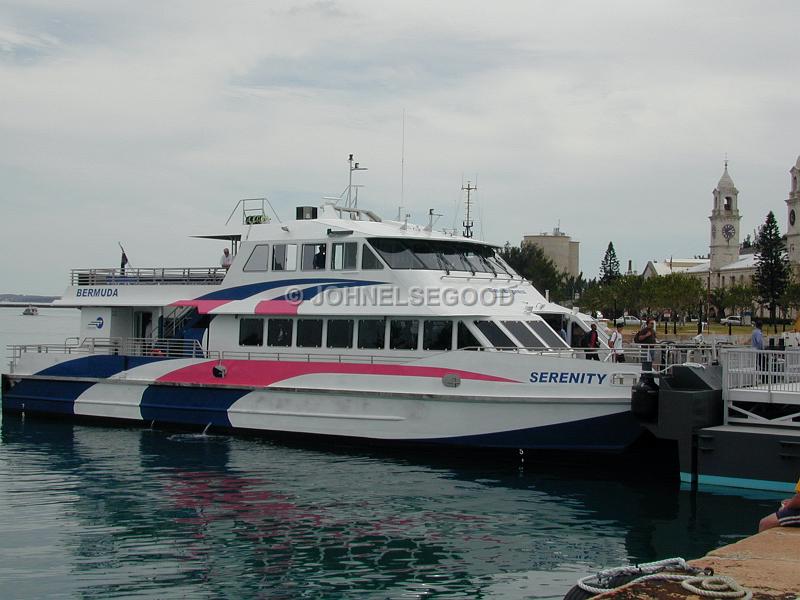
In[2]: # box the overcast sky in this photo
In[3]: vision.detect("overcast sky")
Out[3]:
[2,1,799,294]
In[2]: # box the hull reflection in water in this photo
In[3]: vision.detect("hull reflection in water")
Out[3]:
[0,415,782,599]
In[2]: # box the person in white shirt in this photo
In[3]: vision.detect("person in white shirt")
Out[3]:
[609,322,625,362]
[220,247,233,269]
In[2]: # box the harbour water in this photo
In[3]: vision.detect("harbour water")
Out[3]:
[0,308,785,598]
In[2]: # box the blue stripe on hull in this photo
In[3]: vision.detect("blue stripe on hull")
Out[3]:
[421,411,645,451]
[36,355,165,379]
[139,386,249,428]
[2,379,95,415]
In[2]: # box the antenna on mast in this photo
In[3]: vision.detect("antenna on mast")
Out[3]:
[346,154,367,209]
[461,180,477,238]
[398,109,406,220]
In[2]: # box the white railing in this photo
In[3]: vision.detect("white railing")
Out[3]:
[70,267,226,286]
[721,347,800,428]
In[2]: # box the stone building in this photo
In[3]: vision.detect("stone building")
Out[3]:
[522,226,580,277]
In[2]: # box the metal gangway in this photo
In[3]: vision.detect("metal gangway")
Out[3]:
[721,347,800,429]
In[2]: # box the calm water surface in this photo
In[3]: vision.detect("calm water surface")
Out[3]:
[0,308,784,598]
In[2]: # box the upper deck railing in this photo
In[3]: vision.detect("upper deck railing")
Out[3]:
[70,267,226,286]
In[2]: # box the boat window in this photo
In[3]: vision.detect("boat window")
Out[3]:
[502,321,545,349]
[358,319,386,349]
[296,319,323,348]
[368,239,425,269]
[457,321,480,349]
[474,320,516,348]
[367,238,514,275]
[361,244,384,270]
[527,320,569,348]
[301,244,327,271]
[272,244,298,271]
[390,319,419,350]
[267,318,293,347]
[243,244,270,272]
[327,319,354,349]
[239,318,264,346]
[423,320,452,351]
[331,242,357,270]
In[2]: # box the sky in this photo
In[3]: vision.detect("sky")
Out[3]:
[2,0,799,294]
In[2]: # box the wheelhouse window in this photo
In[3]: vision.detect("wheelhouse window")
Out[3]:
[267,318,293,347]
[302,244,327,271]
[358,319,386,350]
[239,318,264,346]
[423,320,452,351]
[502,321,545,349]
[361,244,384,270]
[327,319,354,348]
[243,244,270,272]
[331,242,357,270]
[390,319,419,350]
[457,321,480,349]
[527,320,569,348]
[272,244,297,271]
[474,320,516,348]
[297,319,323,348]
[367,238,516,276]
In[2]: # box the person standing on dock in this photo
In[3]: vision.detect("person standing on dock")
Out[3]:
[609,322,625,362]
[585,323,600,360]
[752,320,766,382]
[759,478,800,532]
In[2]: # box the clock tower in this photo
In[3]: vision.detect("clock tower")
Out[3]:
[785,155,800,267]
[709,161,741,272]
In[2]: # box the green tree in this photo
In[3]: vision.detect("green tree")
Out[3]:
[725,283,756,318]
[501,243,565,298]
[753,211,790,331]
[599,242,621,284]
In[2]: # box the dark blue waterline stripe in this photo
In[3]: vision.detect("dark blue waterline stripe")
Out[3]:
[2,380,95,415]
[36,355,166,379]
[140,386,250,428]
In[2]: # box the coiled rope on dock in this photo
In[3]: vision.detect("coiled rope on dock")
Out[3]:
[681,575,752,599]
[569,557,752,599]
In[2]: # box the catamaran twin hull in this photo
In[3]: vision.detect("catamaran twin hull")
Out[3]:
[2,351,644,451]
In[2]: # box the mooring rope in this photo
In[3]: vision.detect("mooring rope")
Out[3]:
[575,557,753,599]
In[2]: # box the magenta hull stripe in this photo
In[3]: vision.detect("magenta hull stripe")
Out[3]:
[156,360,519,387]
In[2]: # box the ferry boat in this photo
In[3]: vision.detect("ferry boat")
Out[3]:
[2,198,647,452]
[22,306,38,316]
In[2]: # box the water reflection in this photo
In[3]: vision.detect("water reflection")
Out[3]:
[0,415,781,599]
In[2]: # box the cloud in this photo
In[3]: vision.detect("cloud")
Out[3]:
[0,1,799,293]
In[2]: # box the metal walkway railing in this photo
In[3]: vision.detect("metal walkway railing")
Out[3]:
[70,267,226,286]
[721,347,800,429]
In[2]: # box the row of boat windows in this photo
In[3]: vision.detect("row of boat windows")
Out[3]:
[369,239,514,275]
[237,317,567,351]
[241,238,518,275]
[244,242,383,272]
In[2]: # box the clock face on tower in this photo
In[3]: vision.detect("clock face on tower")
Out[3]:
[722,224,736,241]
[791,209,796,227]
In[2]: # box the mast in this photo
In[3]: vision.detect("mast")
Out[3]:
[461,180,477,238]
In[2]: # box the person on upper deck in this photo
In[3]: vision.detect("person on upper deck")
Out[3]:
[221,247,233,270]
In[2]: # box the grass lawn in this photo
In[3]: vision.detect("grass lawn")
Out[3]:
[610,322,791,342]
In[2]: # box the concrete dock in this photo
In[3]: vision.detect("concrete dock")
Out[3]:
[595,527,799,598]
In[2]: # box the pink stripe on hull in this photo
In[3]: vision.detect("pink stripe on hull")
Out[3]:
[254,300,300,315]
[171,300,230,314]
[156,360,519,387]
